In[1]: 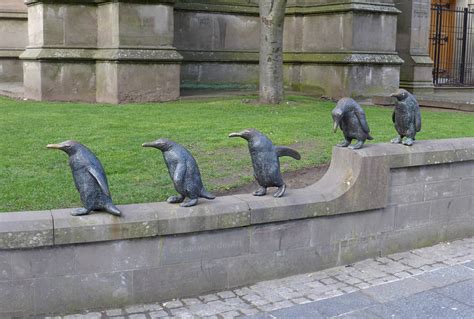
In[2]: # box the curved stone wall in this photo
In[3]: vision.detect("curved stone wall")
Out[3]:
[0,138,473,316]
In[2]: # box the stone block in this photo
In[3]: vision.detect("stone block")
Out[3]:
[338,234,384,265]
[450,161,474,178]
[118,3,173,47]
[352,13,397,52]
[160,228,249,266]
[394,202,431,229]
[388,183,424,204]
[96,62,180,103]
[311,207,395,246]
[74,237,160,274]
[424,180,461,201]
[132,261,227,304]
[0,252,12,280]
[0,211,53,249]
[97,2,119,48]
[0,58,24,82]
[10,246,74,279]
[52,203,161,245]
[0,279,35,314]
[27,4,43,46]
[250,220,311,254]
[382,224,446,256]
[460,178,474,195]
[390,164,451,186]
[181,62,259,86]
[414,265,474,288]
[225,247,337,288]
[446,196,473,223]
[361,277,432,303]
[34,271,133,314]
[0,17,28,48]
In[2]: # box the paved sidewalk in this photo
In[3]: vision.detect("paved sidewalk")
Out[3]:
[54,237,473,319]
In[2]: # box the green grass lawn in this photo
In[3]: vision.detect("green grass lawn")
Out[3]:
[1,95,473,212]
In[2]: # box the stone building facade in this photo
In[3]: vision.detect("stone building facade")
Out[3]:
[0,0,462,103]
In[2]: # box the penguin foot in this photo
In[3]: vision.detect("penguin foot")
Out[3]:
[105,205,121,216]
[253,187,267,196]
[336,140,351,147]
[273,184,286,198]
[180,198,198,207]
[391,136,402,144]
[349,141,364,149]
[167,194,185,203]
[403,138,414,146]
[71,208,91,216]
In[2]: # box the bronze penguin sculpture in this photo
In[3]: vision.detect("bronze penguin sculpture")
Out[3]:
[390,89,422,146]
[229,128,301,197]
[332,98,373,149]
[142,138,215,207]
[47,140,121,216]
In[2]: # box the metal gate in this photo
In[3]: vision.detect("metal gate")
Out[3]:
[429,4,474,86]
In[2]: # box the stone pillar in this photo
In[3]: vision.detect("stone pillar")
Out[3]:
[395,0,434,94]
[0,0,27,82]
[21,0,98,102]
[21,0,181,103]
[95,0,182,103]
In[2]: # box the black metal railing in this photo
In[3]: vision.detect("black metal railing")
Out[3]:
[430,4,474,86]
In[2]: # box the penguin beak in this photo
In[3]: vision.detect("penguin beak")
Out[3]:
[46,143,63,149]
[228,132,242,138]
[141,142,155,148]
[390,93,398,98]
[333,121,339,133]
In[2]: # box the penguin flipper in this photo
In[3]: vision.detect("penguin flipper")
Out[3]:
[392,111,396,124]
[275,147,301,160]
[415,108,422,132]
[355,108,370,134]
[87,167,110,197]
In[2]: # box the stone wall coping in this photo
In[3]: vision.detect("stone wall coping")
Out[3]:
[1,138,473,250]
[25,0,175,5]
[0,12,27,18]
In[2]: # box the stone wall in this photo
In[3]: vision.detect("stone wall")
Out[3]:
[0,0,27,82]
[0,138,473,316]
[4,0,405,102]
[176,0,403,98]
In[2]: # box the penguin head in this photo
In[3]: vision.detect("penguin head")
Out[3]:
[47,140,81,156]
[228,128,259,141]
[390,89,409,101]
[142,138,174,151]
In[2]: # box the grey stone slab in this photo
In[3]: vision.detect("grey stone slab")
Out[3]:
[433,279,474,306]
[335,308,382,319]
[0,251,11,280]
[424,180,461,201]
[0,211,53,249]
[269,305,325,318]
[250,220,310,254]
[446,196,473,222]
[0,279,35,314]
[338,235,384,266]
[360,277,432,303]
[394,202,431,230]
[367,290,473,319]
[133,260,227,304]
[460,178,474,196]
[389,183,424,205]
[52,203,161,245]
[390,163,452,186]
[414,265,474,288]
[311,206,395,246]
[34,271,133,314]
[276,291,377,318]
[74,237,160,274]
[160,227,249,265]
[463,261,474,269]
[382,224,446,256]
[451,161,474,178]
[10,246,74,279]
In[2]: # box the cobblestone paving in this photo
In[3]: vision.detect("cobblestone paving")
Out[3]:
[54,237,473,319]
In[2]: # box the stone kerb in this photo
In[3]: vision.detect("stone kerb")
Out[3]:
[1,138,473,250]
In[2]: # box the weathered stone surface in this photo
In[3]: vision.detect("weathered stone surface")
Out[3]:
[250,220,310,253]
[0,211,53,249]
[0,279,35,314]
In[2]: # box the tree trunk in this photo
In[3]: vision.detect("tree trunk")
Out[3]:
[259,0,287,104]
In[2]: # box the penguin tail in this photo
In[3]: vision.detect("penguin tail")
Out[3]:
[275,146,301,160]
[200,188,216,200]
[367,134,374,140]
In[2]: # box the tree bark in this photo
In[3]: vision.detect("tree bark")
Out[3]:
[259,0,287,104]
